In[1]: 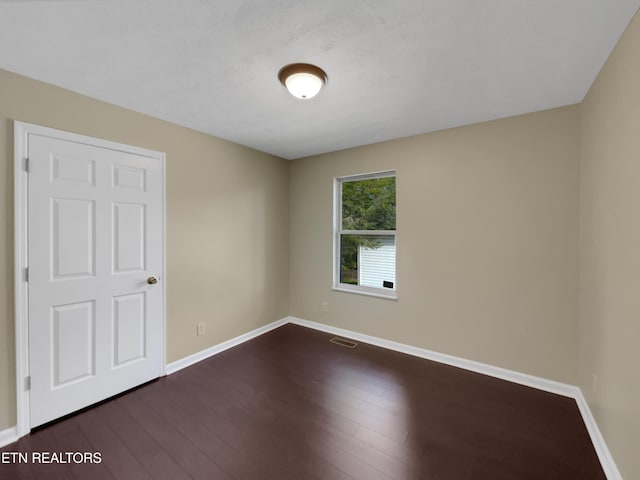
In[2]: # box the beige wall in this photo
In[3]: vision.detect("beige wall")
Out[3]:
[0,68,290,431]
[289,106,580,384]
[579,9,640,479]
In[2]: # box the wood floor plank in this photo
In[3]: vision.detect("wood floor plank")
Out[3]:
[132,379,273,480]
[73,408,152,480]
[144,376,354,480]
[93,400,192,480]
[314,421,419,480]
[116,391,233,480]
[0,323,607,480]
[47,416,116,480]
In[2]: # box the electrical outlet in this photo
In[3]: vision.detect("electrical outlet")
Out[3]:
[321,301,329,313]
[196,322,206,336]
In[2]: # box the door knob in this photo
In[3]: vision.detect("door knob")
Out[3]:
[147,276,158,285]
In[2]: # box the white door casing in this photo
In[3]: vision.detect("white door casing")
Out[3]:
[14,122,166,432]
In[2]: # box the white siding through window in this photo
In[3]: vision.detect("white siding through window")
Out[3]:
[359,236,396,289]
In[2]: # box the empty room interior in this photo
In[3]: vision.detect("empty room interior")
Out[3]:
[0,1,639,479]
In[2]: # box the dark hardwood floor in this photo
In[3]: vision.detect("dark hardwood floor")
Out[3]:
[0,323,605,479]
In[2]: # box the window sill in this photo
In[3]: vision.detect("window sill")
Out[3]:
[333,285,398,300]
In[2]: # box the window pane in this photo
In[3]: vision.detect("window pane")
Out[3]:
[340,234,396,289]
[341,177,396,230]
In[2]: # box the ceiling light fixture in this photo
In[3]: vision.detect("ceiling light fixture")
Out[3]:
[278,63,327,100]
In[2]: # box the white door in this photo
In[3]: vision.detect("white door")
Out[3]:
[27,132,164,428]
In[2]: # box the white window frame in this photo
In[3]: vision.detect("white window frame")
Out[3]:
[333,170,397,300]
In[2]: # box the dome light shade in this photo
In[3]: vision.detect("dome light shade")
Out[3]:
[284,72,323,99]
[278,63,327,99]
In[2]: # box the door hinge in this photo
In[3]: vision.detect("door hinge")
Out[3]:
[24,157,29,173]
[25,376,31,391]
[24,267,29,282]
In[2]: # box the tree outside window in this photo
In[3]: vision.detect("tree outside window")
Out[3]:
[335,172,396,297]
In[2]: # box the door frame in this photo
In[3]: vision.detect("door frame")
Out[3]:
[13,121,167,437]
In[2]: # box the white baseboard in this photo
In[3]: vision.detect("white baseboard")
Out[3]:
[574,391,623,480]
[287,317,577,397]
[286,316,622,480]
[165,317,288,375]
[0,426,18,449]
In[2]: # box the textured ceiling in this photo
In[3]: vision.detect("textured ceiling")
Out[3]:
[1,0,639,159]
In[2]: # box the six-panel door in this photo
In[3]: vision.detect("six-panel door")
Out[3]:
[28,134,163,428]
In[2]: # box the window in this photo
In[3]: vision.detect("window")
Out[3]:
[334,171,396,299]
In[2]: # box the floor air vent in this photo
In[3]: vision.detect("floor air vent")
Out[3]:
[329,337,358,348]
